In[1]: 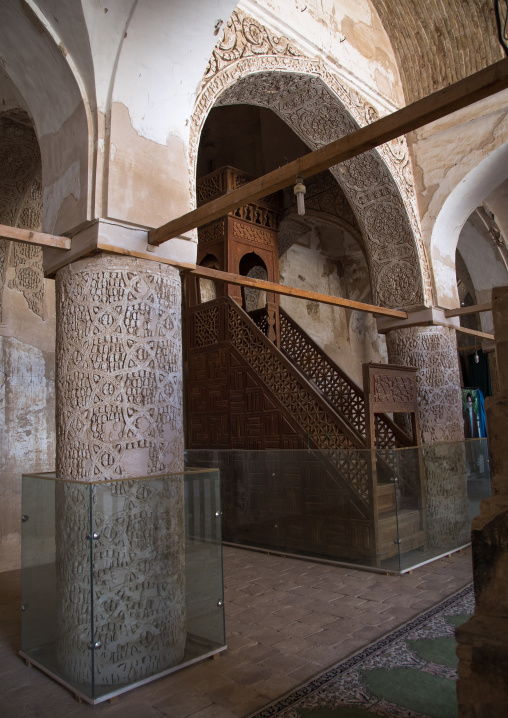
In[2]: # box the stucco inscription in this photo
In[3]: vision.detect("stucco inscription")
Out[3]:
[385,325,463,444]
[56,255,183,480]
[0,110,43,321]
[56,476,185,685]
[7,242,45,319]
[55,254,186,685]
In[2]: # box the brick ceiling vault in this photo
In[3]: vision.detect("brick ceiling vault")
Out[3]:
[371,0,504,103]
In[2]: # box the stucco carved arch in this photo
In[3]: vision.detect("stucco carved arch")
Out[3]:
[190,10,432,310]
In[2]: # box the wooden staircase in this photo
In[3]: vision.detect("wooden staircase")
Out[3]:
[376,483,426,561]
[185,297,426,565]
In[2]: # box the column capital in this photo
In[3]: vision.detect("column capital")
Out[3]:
[376,306,460,334]
[43,218,197,278]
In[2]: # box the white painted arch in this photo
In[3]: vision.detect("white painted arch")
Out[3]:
[431,140,508,308]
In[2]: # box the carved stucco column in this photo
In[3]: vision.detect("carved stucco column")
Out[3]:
[55,254,186,686]
[385,325,469,548]
[456,285,508,717]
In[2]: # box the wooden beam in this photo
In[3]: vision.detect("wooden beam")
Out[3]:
[438,323,494,341]
[191,266,408,318]
[458,344,483,352]
[97,242,407,319]
[0,223,71,250]
[444,303,492,318]
[149,57,508,246]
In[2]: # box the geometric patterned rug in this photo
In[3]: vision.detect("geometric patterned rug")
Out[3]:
[246,584,474,718]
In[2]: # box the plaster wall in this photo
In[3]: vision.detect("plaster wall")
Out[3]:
[408,90,508,308]
[0,335,55,572]
[104,0,237,229]
[0,68,27,114]
[244,0,404,108]
[0,0,91,234]
[485,178,508,241]
[0,274,56,573]
[457,220,508,334]
[279,225,387,387]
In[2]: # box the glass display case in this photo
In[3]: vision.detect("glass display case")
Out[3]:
[20,468,225,704]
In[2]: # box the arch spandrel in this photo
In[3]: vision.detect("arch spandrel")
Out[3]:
[190,9,433,310]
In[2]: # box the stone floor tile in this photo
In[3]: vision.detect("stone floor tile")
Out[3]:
[153,689,214,718]
[254,672,300,700]
[221,662,273,686]
[260,652,313,675]
[186,703,241,718]
[204,683,269,715]
[299,644,344,666]
[0,547,473,718]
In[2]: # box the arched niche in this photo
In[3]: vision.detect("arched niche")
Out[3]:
[0,2,93,234]
[239,252,268,312]
[191,10,431,311]
[431,141,508,309]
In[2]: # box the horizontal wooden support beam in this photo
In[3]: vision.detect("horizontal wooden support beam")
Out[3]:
[192,266,408,318]
[444,303,492,318]
[149,57,508,245]
[438,323,495,341]
[0,223,71,250]
[97,242,407,318]
[458,344,483,353]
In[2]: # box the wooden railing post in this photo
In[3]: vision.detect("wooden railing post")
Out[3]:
[363,363,380,560]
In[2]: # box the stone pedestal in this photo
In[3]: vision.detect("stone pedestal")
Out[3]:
[386,325,469,548]
[54,254,186,686]
[457,286,508,717]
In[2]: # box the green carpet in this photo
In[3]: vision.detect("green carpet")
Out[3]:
[247,585,473,718]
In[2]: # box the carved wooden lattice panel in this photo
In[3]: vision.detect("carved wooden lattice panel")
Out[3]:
[280,310,365,437]
[227,303,370,505]
[185,300,376,556]
[279,309,411,451]
[193,305,219,347]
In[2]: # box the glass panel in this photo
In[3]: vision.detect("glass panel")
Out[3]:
[21,469,224,703]
[185,469,225,650]
[21,474,94,697]
[186,441,491,574]
[395,439,491,572]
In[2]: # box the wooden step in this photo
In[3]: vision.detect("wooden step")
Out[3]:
[377,482,397,515]
[377,508,426,560]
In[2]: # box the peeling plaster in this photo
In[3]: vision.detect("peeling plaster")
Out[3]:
[42,160,80,233]
[107,102,191,229]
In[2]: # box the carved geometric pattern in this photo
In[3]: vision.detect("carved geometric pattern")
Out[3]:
[277,309,411,452]
[193,305,219,347]
[196,164,253,205]
[216,71,424,309]
[56,477,186,685]
[232,220,276,247]
[7,241,45,319]
[196,173,222,204]
[303,171,360,235]
[0,109,43,321]
[233,204,278,230]
[198,219,225,246]
[373,374,414,404]
[190,9,433,309]
[56,255,184,480]
[225,301,370,505]
[386,326,464,444]
[203,10,301,83]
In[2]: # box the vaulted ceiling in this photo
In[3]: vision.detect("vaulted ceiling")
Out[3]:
[371,0,503,103]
